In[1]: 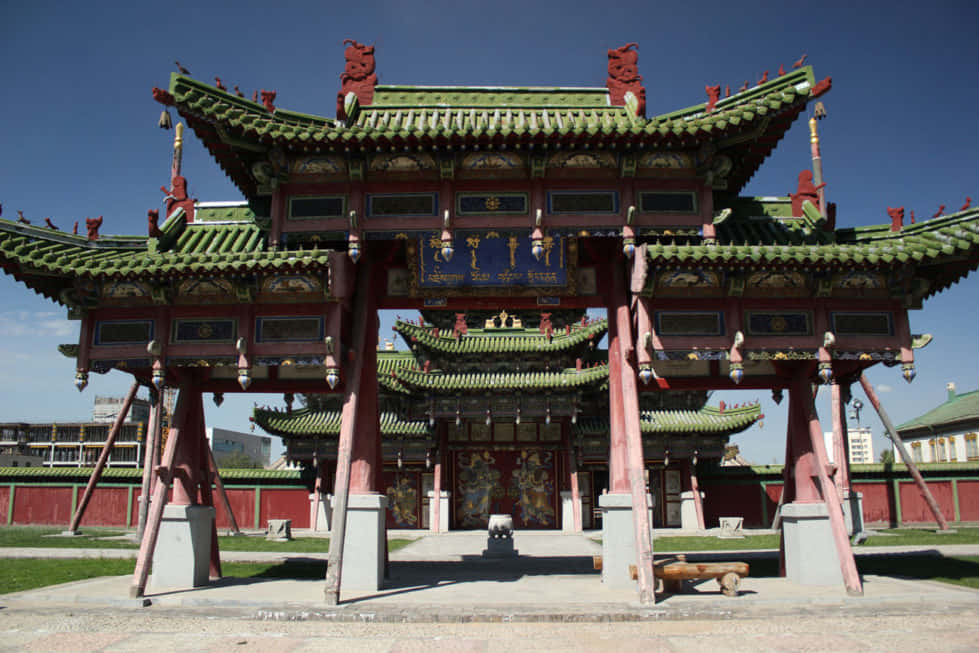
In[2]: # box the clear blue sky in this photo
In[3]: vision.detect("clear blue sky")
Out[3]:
[1,1,977,464]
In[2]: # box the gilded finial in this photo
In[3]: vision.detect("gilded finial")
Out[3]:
[808,116,819,145]
[174,122,184,151]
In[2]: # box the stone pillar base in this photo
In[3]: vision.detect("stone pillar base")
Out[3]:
[782,502,843,585]
[843,490,864,536]
[309,492,332,532]
[599,493,654,589]
[151,504,215,590]
[679,490,705,530]
[340,493,388,591]
[560,490,581,533]
[426,490,450,532]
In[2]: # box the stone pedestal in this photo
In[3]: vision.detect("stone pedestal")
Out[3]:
[560,490,581,533]
[599,493,654,588]
[679,490,704,530]
[781,501,843,585]
[483,514,518,557]
[151,504,215,589]
[340,493,387,591]
[842,490,864,536]
[426,490,450,532]
[309,492,332,532]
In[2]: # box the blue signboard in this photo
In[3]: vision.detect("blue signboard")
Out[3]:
[417,230,567,288]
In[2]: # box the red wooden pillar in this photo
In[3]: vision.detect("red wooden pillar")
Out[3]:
[171,389,204,506]
[350,300,381,493]
[787,369,821,503]
[606,312,630,493]
[830,382,851,497]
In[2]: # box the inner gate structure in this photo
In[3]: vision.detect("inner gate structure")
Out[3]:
[1,42,978,605]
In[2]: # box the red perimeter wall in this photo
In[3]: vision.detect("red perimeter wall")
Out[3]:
[4,470,978,529]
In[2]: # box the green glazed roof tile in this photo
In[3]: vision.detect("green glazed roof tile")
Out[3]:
[394,319,607,356]
[574,402,762,436]
[252,408,432,439]
[896,388,979,434]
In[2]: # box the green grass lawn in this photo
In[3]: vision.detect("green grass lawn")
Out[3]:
[654,534,780,551]
[861,527,979,546]
[0,525,416,554]
[0,557,330,595]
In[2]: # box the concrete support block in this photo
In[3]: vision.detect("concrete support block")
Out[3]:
[426,490,450,532]
[679,490,704,530]
[151,504,215,590]
[781,501,843,585]
[309,493,332,532]
[560,490,581,533]
[341,493,387,591]
[843,490,864,536]
[599,493,653,589]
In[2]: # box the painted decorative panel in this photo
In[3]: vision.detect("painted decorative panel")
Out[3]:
[172,319,237,344]
[94,320,153,346]
[261,275,323,294]
[460,152,526,170]
[369,152,436,173]
[493,423,515,441]
[639,191,698,214]
[831,312,893,336]
[747,270,807,289]
[367,193,438,217]
[745,311,812,336]
[167,356,237,367]
[638,152,694,169]
[547,151,616,169]
[290,156,345,175]
[384,472,421,528]
[288,196,346,220]
[547,191,618,214]
[101,281,150,299]
[456,192,528,216]
[656,269,721,289]
[656,311,724,336]
[516,423,538,442]
[177,278,234,297]
[255,316,324,342]
[540,424,561,442]
[90,358,152,373]
[833,271,885,289]
[416,230,569,288]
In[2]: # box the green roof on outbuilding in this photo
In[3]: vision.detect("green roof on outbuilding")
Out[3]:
[897,388,979,435]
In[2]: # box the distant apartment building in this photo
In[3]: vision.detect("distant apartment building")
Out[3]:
[92,395,151,424]
[896,382,979,463]
[0,395,150,468]
[207,427,272,468]
[823,426,875,466]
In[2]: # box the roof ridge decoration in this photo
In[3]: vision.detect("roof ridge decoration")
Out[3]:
[393,317,608,355]
[337,39,377,120]
[606,43,646,117]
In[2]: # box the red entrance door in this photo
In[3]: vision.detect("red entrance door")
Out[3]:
[453,448,558,529]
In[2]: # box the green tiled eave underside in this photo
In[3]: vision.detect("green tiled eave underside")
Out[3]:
[252,404,760,440]
[165,68,813,146]
[647,208,979,269]
[253,409,431,439]
[389,364,610,394]
[394,319,608,355]
[0,219,341,282]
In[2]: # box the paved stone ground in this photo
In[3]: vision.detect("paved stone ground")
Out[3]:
[1,531,978,651]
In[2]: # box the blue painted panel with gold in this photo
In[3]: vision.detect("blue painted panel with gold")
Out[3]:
[172,319,236,343]
[745,311,812,336]
[418,230,567,288]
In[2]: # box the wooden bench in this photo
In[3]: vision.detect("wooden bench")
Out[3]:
[594,554,748,597]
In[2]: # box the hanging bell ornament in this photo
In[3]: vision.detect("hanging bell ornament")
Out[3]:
[638,365,654,385]
[213,392,225,407]
[902,363,916,383]
[728,362,744,385]
[325,368,339,389]
[348,242,361,263]
[74,370,89,392]
[237,367,252,390]
[158,109,172,130]
[817,362,834,384]
[151,368,165,389]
